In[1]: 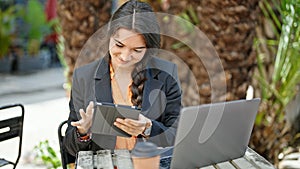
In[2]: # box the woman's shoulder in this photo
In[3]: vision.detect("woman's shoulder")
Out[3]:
[73,59,102,78]
[148,57,177,75]
[149,57,177,70]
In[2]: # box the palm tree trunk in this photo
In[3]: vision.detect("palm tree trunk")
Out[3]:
[152,0,259,105]
[57,0,112,85]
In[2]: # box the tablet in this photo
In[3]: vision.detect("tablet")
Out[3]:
[91,102,141,137]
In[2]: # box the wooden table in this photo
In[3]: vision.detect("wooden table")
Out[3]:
[201,148,275,169]
[76,147,275,169]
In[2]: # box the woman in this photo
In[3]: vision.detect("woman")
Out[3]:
[64,0,182,156]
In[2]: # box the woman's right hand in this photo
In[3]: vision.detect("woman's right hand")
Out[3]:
[71,101,94,135]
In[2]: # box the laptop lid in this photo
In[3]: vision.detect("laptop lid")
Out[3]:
[170,98,260,169]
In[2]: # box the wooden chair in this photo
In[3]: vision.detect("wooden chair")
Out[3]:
[0,104,24,169]
[58,120,76,169]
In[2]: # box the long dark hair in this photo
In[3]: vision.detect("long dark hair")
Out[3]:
[108,0,160,108]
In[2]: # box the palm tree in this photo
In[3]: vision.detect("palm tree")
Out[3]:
[148,0,260,105]
[57,0,112,86]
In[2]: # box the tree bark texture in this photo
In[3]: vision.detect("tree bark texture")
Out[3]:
[159,0,260,105]
[57,0,111,84]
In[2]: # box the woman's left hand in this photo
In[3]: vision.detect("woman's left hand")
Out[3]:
[114,114,151,136]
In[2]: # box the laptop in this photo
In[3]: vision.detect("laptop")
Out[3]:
[160,98,260,169]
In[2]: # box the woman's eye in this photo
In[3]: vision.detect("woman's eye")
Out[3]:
[115,43,123,47]
[134,49,143,53]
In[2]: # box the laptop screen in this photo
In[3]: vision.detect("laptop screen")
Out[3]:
[170,98,260,168]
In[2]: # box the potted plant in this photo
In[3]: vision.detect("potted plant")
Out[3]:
[18,0,52,72]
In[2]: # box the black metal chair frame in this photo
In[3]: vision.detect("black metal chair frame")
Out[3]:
[0,103,24,169]
[58,120,76,169]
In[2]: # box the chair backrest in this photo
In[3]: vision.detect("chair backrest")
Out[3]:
[0,103,24,169]
[58,120,76,169]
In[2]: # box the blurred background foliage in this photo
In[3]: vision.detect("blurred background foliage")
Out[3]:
[24,0,51,55]
[0,0,54,58]
[0,4,22,58]
[34,140,61,169]
[252,0,300,165]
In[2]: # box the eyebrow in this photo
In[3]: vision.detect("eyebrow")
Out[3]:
[114,38,146,49]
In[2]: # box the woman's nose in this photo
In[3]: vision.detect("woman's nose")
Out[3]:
[120,49,132,61]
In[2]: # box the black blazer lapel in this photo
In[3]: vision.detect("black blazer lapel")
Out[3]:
[141,69,164,118]
[94,58,113,103]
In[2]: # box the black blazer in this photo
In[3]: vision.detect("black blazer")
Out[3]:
[64,56,182,156]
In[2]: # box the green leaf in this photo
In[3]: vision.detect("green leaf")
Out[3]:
[260,0,281,39]
[263,0,282,31]
[171,42,186,50]
[24,0,51,54]
[255,111,265,125]
[33,140,62,168]
[0,5,17,58]
[187,5,199,25]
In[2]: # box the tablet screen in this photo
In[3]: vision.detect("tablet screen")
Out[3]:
[91,102,141,137]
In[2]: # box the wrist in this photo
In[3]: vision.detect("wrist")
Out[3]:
[77,128,88,136]
[145,119,152,129]
[76,128,91,142]
[142,119,152,137]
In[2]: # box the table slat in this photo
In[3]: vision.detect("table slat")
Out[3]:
[200,165,216,169]
[232,157,256,169]
[215,161,237,169]
[244,148,275,169]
